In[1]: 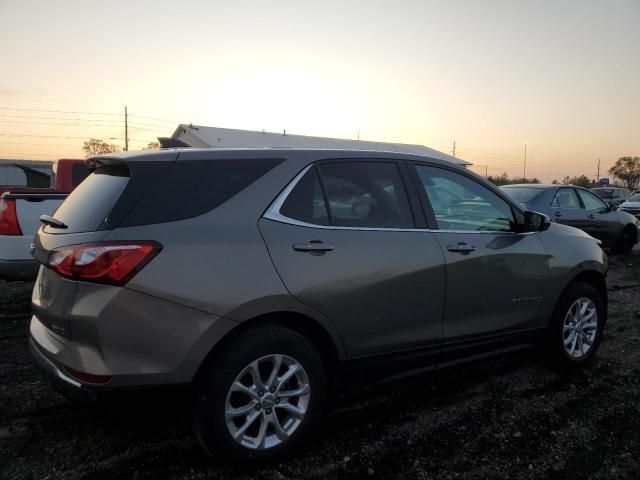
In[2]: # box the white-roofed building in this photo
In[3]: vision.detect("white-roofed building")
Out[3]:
[169,124,471,166]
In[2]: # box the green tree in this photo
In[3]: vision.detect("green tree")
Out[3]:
[561,175,593,188]
[82,138,120,157]
[487,172,541,186]
[609,156,640,190]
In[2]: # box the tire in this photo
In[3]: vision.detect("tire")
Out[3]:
[612,226,636,255]
[544,281,606,369]
[193,325,327,463]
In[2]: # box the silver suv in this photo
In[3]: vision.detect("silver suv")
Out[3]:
[29,149,607,461]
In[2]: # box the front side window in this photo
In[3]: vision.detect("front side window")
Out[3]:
[414,165,515,232]
[551,188,581,209]
[277,161,414,229]
[576,189,608,211]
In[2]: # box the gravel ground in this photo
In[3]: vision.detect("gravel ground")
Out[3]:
[1,250,640,480]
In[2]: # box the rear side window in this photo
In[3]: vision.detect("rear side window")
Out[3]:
[46,165,129,234]
[118,158,283,227]
[551,188,580,208]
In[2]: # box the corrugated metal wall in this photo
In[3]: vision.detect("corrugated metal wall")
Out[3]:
[0,160,53,187]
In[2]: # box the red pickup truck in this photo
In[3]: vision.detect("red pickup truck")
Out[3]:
[0,159,88,280]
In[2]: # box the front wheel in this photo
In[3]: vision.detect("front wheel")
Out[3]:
[612,226,636,255]
[193,325,327,462]
[545,281,606,368]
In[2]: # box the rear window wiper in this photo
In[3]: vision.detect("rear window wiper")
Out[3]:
[39,215,68,229]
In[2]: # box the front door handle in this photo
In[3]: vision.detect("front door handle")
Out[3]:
[447,242,476,254]
[293,240,335,255]
[554,211,562,217]
[588,214,595,219]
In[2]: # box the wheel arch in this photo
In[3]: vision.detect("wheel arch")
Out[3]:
[191,310,343,384]
[561,269,608,314]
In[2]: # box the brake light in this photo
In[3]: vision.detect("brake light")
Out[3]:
[47,241,162,285]
[0,199,23,236]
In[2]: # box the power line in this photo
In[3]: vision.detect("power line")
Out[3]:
[0,113,125,123]
[0,134,148,141]
[0,120,124,127]
[128,114,176,124]
[0,106,120,116]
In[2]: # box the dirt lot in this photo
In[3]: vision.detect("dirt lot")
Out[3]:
[1,251,640,480]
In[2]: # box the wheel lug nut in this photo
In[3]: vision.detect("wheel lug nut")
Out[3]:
[258,390,264,396]
[266,408,272,414]
[270,386,276,393]
[275,397,280,404]
[255,404,261,410]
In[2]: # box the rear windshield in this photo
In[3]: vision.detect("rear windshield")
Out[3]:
[500,187,544,204]
[46,157,283,233]
[45,165,129,234]
[592,189,613,199]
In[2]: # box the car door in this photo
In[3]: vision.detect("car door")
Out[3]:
[259,160,446,358]
[576,188,622,242]
[550,187,589,231]
[410,163,550,344]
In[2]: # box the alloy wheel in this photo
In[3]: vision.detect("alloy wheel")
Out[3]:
[224,354,310,450]
[562,298,598,358]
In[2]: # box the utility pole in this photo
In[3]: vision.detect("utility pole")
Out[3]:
[596,158,600,182]
[523,143,527,179]
[124,106,129,151]
[452,141,456,158]
[357,129,360,141]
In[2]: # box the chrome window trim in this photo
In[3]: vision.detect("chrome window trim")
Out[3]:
[263,164,536,235]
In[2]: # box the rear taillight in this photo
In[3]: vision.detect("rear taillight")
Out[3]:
[47,241,162,286]
[0,199,23,236]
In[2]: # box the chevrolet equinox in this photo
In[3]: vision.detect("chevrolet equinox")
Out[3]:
[29,148,608,461]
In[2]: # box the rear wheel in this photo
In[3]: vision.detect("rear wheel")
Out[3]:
[545,282,605,368]
[193,325,327,462]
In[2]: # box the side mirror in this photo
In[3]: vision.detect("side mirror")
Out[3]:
[523,211,551,232]
[608,204,618,212]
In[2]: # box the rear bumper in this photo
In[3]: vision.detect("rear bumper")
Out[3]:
[29,334,96,401]
[0,259,39,281]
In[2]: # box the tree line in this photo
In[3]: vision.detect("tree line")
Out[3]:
[489,156,640,190]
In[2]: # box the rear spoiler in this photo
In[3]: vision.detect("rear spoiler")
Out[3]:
[157,137,191,148]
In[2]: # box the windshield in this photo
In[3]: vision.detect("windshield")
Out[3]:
[500,187,544,204]
[626,194,640,202]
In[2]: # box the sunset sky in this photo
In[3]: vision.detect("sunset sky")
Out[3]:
[0,0,638,182]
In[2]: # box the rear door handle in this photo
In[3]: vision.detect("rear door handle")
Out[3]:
[554,211,562,217]
[588,214,595,219]
[447,242,476,254]
[293,240,335,254]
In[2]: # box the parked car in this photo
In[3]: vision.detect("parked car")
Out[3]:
[30,149,608,462]
[0,159,88,280]
[590,186,631,206]
[502,184,640,254]
[619,194,640,219]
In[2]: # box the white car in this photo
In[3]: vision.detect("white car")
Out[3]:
[619,194,640,219]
